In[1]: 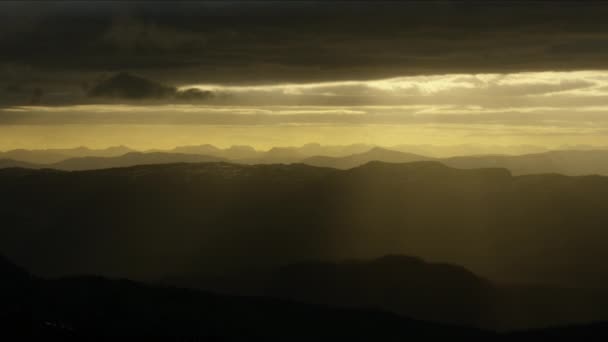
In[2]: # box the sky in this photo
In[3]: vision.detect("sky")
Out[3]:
[2,1,608,151]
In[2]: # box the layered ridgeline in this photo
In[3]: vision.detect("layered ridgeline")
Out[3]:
[0,152,224,171]
[4,253,608,339]
[3,145,608,175]
[0,254,490,339]
[303,148,608,176]
[165,254,498,328]
[0,144,371,167]
[2,161,608,330]
[0,146,133,164]
[2,161,608,286]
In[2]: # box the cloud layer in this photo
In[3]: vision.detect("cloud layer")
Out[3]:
[3,70,608,129]
[2,2,608,149]
[3,1,608,102]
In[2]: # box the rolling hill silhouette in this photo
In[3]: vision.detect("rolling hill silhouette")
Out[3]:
[51,152,225,171]
[303,147,431,169]
[0,254,491,339]
[0,159,39,169]
[170,143,374,163]
[4,146,608,176]
[301,147,608,176]
[0,144,372,166]
[171,144,260,160]
[0,146,133,164]
[441,150,608,176]
[3,253,608,338]
[166,254,497,328]
[0,152,224,171]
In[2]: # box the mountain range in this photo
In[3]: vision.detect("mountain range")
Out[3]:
[4,161,608,285]
[302,147,432,169]
[303,147,608,176]
[3,161,608,330]
[0,146,133,164]
[3,145,608,176]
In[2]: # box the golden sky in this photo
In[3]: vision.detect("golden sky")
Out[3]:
[1,70,608,150]
[3,3,608,152]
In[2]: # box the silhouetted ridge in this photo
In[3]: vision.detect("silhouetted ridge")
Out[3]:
[370,254,425,267]
[302,147,431,169]
[262,255,493,327]
[0,159,39,169]
[441,149,608,176]
[346,160,512,184]
[358,160,448,170]
[0,255,492,339]
[0,254,28,279]
[50,151,225,171]
[365,146,424,157]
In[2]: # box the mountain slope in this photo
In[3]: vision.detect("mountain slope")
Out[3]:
[0,146,133,164]
[171,144,260,160]
[169,143,374,162]
[302,147,431,169]
[5,146,608,177]
[3,252,608,336]
[167,254,496,328]
[0,159,40,169]
[441,150,608,176]
[51,152,225,171]
[0,254,489,340]
[2,161,608,288]
[0,152,225,171]
[302,147,608,176]
[3,162,608,329]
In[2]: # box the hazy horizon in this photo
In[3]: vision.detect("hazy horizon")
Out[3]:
[3,141,608,158]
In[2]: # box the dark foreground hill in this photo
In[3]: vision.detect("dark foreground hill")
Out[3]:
[165,255,608,332]
[3,254,608,339]
[0,254,490,340]
[166,254,498,328]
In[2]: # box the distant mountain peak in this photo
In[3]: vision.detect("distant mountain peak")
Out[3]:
[366,146,392,153]
[227,145,256,152]
[357,160,447,170]
[363,146,428,158]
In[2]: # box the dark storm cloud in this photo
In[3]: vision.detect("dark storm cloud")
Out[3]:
[86,72,215,101]
[2,1,608,106]
[88,72,176,99]
[175,88,214,101]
